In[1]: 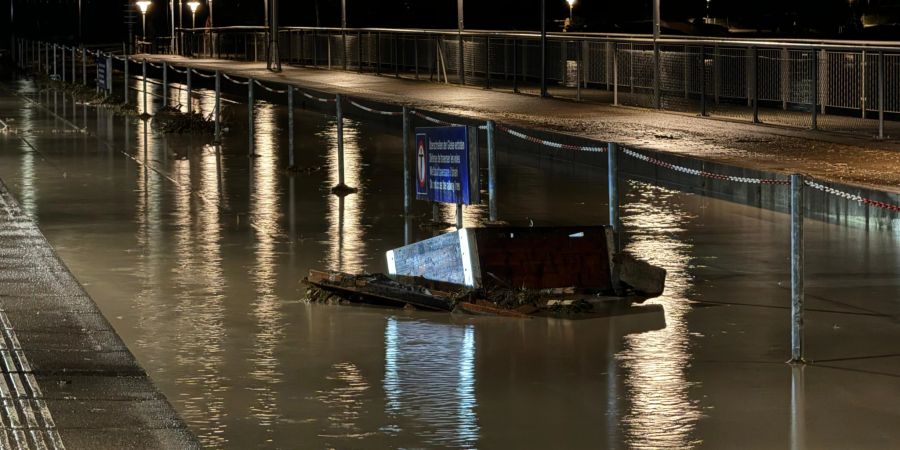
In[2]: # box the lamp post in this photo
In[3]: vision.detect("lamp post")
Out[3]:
[137,1,152,41]
[653,0,660,39]
[188,1,200,28]
[209,0,214,27]
[567,0,575,21]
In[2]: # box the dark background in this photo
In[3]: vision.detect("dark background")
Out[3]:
[2,0,899,47]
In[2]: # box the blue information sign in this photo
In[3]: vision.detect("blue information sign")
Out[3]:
[415,126,476,205]
[95,56,108,91]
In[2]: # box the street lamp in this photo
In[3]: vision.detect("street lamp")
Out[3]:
[566,0,575,21]
[188,1,200,28]
[136,1,152,41]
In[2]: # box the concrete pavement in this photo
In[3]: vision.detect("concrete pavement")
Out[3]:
[142,55,900,194]
[0,179,200,449]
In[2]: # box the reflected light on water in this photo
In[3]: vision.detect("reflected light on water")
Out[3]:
[383,317,479,448]
[249,102,285,434]
[17,94,36,218]
[322,118,366,273]
[617,181,702,448]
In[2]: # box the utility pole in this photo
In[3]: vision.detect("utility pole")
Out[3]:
[540,0,548,97]
[267,0,281,71]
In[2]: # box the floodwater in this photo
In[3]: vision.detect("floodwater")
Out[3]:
[1,74,899,449]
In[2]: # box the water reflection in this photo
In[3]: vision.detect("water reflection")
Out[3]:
[617,181,702,448]
[248,102,285,436]
[383,317,479,448]
[322,118,366,273]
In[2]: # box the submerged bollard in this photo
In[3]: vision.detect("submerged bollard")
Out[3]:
[288,86,295,168]
[402,106,411,217]
[248,77,255,157]
[123,57,129,104]
[335,93,346,188]
[790,173,805,364]
[214,71,221,143]
[162,62,168,107]
[142,59,148,114]
[487,120,498,222]
[608,142,620,251]
[186,68,192,114]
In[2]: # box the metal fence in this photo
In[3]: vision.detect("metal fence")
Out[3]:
[52,27,900,139]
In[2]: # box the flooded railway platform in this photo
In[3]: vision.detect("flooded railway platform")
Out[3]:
[0,77,899,449]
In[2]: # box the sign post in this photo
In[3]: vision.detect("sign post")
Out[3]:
[96,55,108,93]
[415,126,479,229]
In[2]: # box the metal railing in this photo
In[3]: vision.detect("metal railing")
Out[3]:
[38,27,900,139]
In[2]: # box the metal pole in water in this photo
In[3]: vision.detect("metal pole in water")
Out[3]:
[456,203,463,229]
[248,78,255,157]
[72,46,76,83]
[214,71,221,143]
[123,57,129,104]
[82,47,87,86]
[106,54,113,95]
[62,46,66,82]
[186,68,192,114]
[288,86,295,168]
[487,120,498,222]
[608,142,620,250]
[162,63,168,107]
[790,173,805,364]
[402,106,411,217]
[142,59,148,113]
[335,94,346,187]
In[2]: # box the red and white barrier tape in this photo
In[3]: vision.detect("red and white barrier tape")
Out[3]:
[300,90,335,103]
[497,124,606,153]
[253,79,288,94]
[349,100,402,116]
[804,179,900,213]
[622,148,790,185]
[410,110,463,127]
[221,73,249,85]
[191,69,216,79]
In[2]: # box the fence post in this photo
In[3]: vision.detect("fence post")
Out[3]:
[61,46,66,82]
[819,49,827,115]
[248,78,255,157]
[142,59,148,113]
[512,38,518,93]
[402,106,411,218]
[357,32,363,73]
[106,54,113,95]
[214,71,221,143]
[576,44,582,102]
[72,46,76,83]
[484,36,491,89]
[751,46,759,123]
[186,68,192,114]
[713,45,720,105]
[861,51,867,119]
[162,63,168,107]
[336,93,346,188]
[608,142,620,251]
[82,47,87,86]
[394,35,400,78]
[781,48,789,111]
[790,173,805,364]
[487,120,498,222]
[613,43,619,106]
[123,57,129,104]
[414,36,420,79]
[810,50,818,131]
[879,52,885,140]
[653,43,661,109]
[288,86,295,168]
[700,46,707,116]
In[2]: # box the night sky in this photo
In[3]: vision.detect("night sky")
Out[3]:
[2,0,896,45]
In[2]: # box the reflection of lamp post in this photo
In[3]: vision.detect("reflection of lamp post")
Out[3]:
[566,0,575,21]
[188,1,200,28]
[137,1,152,41]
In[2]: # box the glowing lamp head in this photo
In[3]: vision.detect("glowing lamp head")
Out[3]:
[566,0,575,7]
[187,1,201,13]
[136,1,151,13]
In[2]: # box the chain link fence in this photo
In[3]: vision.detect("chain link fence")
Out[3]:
[175,27,900,140]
